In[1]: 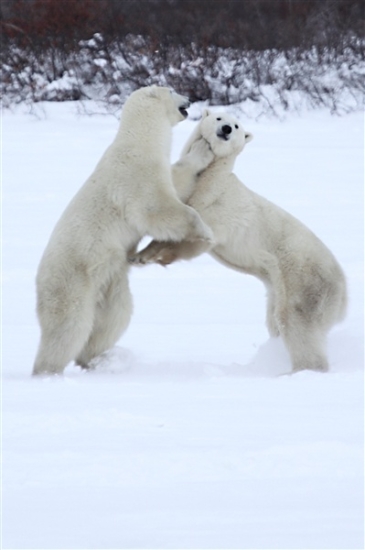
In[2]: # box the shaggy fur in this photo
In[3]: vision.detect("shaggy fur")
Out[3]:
[33,87,214,375]
[130,110,347,373]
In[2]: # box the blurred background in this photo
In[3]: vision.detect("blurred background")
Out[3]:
[1,0,364,115]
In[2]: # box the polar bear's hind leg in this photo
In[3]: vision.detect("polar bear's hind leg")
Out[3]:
[75,274,133,368]
[282,321,329,373]
[33,285,95,375]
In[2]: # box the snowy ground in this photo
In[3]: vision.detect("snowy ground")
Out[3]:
[1,101,364,549]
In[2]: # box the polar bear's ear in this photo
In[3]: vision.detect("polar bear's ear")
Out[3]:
[201,108,210,118]
[245,132,253,143]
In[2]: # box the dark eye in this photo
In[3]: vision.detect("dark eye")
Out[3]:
[216,117,221,121]
[235,124,239,129]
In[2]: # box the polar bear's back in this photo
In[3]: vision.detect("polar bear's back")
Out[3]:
[198,169,346,325]
[238,179,348,325]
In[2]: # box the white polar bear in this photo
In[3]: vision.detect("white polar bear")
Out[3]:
[33,86,214,376]
[130,110,347,373]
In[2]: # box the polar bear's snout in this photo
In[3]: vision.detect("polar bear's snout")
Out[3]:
[217,124,232,141]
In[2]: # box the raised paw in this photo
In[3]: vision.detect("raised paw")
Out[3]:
[128,252,152,266]
[129,241,177,266]
[187,137,214,174]
[186,214,215,244]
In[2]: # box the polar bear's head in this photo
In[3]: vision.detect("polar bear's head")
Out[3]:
[167,88,191,125]
[124,85,190,127]
[199,110,253,158]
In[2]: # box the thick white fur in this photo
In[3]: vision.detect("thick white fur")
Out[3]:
[131,110,347,373]
[33,86,214,375]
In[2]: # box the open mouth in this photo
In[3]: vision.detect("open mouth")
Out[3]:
[217,131,230,141]
[179,104,189,118]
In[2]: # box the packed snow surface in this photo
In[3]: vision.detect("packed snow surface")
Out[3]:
[2,102,364,549]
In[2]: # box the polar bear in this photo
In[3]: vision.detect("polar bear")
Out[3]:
[32,86,214,376]
[130,110,347,373]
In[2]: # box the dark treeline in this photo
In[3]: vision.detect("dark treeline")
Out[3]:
[1,0,363,51]
[1,0,364,113]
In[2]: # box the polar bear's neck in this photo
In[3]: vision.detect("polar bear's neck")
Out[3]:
[216,154,236,173]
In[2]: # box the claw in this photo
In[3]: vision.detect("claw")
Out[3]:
[128,256,143,265]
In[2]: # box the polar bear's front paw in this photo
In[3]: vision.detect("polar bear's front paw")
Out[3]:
[129,241,177,266]
[187,137,214,174]
[189,217,215,244]
[128,252,150,266]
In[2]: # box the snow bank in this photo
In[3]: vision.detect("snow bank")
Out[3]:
[2,103,363,549]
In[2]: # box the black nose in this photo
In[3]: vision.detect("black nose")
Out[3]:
[222,125,232,135]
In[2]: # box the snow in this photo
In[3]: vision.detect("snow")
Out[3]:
[2,102,364,549]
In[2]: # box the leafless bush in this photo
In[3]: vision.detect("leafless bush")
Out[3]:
[1,0,364,115]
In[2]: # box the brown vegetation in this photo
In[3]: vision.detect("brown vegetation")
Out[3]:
[1,0,364,112]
